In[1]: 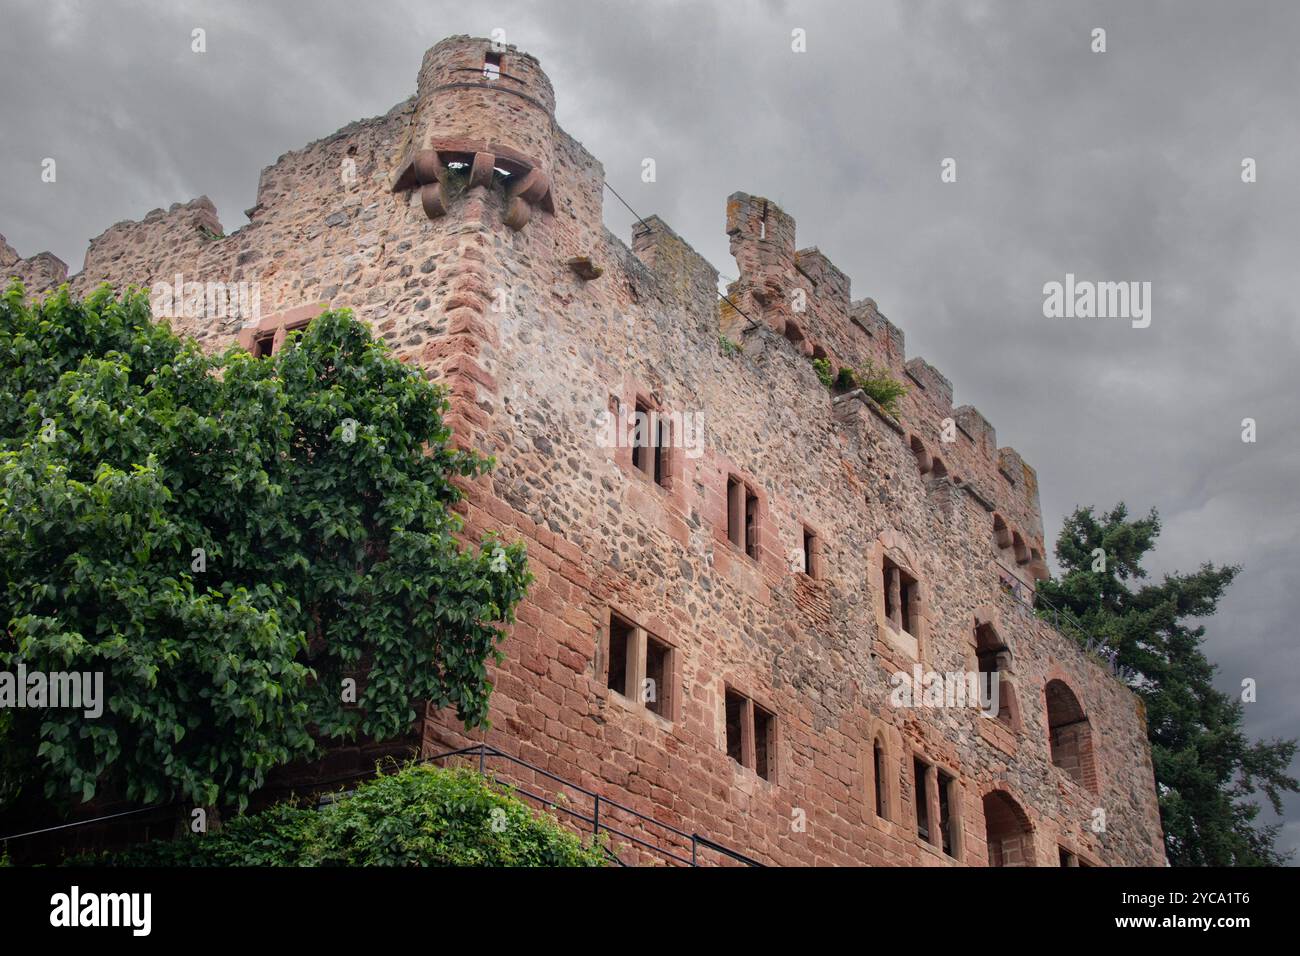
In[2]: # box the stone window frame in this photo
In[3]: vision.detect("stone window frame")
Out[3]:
[1042,672,1100,794]
[969,612,1023,736]
[608,376,688,510]
[725,473,762,562]
[600,608,679,725]
[910,752,934,845]
[980,782,1039,867]
[934,765,964,862]
[907,750,963,860]
[870,533,929,664]
[1057,842,1099,868]
[798,521,824,580]
[864,726,901,825]
[628,393,673,490]
[721,681,779,785]
[236,302,326,358]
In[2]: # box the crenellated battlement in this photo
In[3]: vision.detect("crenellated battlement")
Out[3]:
[711,192,1047,574]
[2,35,1163,867]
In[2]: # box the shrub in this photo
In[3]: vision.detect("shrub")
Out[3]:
[807,355,908,417]
[72,764,607,867]
[852,360,909,418]
[811,357,834,388]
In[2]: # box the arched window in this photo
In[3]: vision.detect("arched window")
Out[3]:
[975,623,1019,731]
[909,435,932,475]
[982,790,1034,866]
[1045,679,1097,791]
[992,513,1012,550]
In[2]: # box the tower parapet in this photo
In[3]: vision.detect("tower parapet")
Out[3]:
[391,36,556,231]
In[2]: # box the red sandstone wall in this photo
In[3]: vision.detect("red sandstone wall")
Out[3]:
[1,35,1165,867]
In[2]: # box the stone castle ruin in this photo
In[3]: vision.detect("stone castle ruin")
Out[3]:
[3,36,1165,866]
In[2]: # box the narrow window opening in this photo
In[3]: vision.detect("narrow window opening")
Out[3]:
[744,487,759,558]
[873,739,887,818]
[724,689,745,765]
[483,51,502,80]
[753,703,774,781]
[252,333,275,359]
[644,634,670,718]
[802,526,817,577]
[938,770,957,858]
[914,757,930,841]
[607,613,632,697]
[653,415,668,487]
[726,478,742,547]
[882,557,920,636]
[631,400,651,475]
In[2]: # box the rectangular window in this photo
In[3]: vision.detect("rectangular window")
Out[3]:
[883,557,920,635]
[606,610,674,721]
[913,757,930,841]
[724,687,776,782]
[753,703,774,781]
[725,689,745,764]
[1059,847,1078,867]
[644,633,671,718]
[938,770,958,858]
[607,613,633,697]
[726,476,760,558]
[653,415,668,487]
[727,477,743,548]
[631,400,651,475]
[483,51,502,80]
[802,526,820,578]
[630,401,671,489]
[744,487,759,558]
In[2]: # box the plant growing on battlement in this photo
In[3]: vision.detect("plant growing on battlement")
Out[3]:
[0,281,531,814]
[808,356,908,417]
[811,357,834,388]
[851,360,908,418]
[718,334,741,358]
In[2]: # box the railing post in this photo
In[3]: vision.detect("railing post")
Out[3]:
[593,795,601,840]
[691,834,698,866]
[478,744,486,775]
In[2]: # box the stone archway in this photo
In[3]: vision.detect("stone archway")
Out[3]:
[982,788,1035,866]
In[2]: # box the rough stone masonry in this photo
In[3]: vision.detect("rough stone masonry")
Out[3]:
[3,35,1165,866]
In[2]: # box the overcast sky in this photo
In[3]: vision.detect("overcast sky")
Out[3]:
[2,0,1297,860]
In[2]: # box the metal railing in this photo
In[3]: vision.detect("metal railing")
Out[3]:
[425,743,763,867]
[994,559,1090,639]
[994,560,1138,685]
[1,741,764,868]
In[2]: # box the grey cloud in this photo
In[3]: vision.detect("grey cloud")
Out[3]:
[2,0,1296,858]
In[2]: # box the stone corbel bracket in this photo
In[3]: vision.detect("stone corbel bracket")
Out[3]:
[390,140,554,231]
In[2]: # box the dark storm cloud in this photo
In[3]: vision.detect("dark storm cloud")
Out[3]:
[2,0,1296,856]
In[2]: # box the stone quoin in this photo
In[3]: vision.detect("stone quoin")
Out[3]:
[3,35,1166,866]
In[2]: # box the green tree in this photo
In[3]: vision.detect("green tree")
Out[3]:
[0,282,530,812]
[1036,503,1297,865]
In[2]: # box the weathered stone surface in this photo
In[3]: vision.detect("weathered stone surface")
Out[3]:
[2,34,1164,868]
